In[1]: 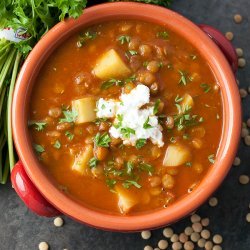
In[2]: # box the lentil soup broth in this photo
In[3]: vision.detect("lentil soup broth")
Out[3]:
[29,20,222,214]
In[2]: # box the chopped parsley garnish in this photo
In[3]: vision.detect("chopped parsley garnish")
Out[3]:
[139,163,154,175]
[33,144,45,154]
[170,137,176,143]
[120,127,135,138]
[65,131,74,141]
[114,114,123,128]
[77,31,97,47]
[122,180,141,189]
[178,70,193,85]
[200,83,211,93]
[175,95,183,103]
[125,75,136,83]
[106,179,117,189]
[156,31,169,39]
[94,132,111,148]
[118,35,131,44]
[53,140,61,149]
[28,121,47,131]
[136,139,147,149]
[185,162,192,167]
[208,154,215,164]
[143,61,149,67]
[126,161,134,176]
[183,134,190,140]
[153,99,161,115]
[143,117,153,129]
[190,54,197,60]
[59,108,78,123]
[101,78,123,90]
[158,62,164,68]
[126,50,138,58]
[88,157,99,168]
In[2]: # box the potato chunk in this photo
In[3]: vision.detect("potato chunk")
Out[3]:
[93,49,131,80]
[181,94,194,111]
[115,185,138,214]
[72,97,96,124]
[72,145,93,175]
[163,144,191,167]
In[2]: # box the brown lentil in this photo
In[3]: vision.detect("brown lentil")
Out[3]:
[190,232,200,242]
[246,213,250,222]
[179,233,188,243]
[38,242,49,250]
[172,242,182,250]
[225,31,234,40]
[233,157,241,166]
[234,14,243,23]
[209,197,218,207]
[150,82,159,95]
[137,71,156,85]
[205,241,214,250]
[247,118,250,128]
[139,44,152,57]
[163,227,174,238]
[147,61,160,73]
[244,135,250,146]
[144,246,153,250]
[184,226,193,236]
[170,234,179,243]
[48,107,62,118]
[201,229,211,239]
[141,230,151,240]
[239,174,249,185]
[213,234,223,244]
[184,241,194,250]
[239,88,248,98]
[241,128,249,138]
[158,239,168,250]
[94,146,109,161]
[213,246,222,250]
[192,222,202,233]
[236,48,243,57]
[162,174,175,189]
[165,116,174,129]
[197,238,206,248]
[148,176,162,187]
[128,38,140,50]
[53,217,64,227]
[190,213,201,223]
[238,58,246,68]
[56,122,71,131]
[201,218,210,227]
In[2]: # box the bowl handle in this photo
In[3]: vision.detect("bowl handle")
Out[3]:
[198,24,238,73]
[11,161,61,217]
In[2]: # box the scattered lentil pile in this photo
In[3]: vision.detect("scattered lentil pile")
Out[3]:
[141,213,224,250]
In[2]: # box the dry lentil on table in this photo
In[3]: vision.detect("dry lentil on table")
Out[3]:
[234,14,243,23]
[157,239,168,249]
[225,31,234,40]
[209,197,218,207]
[38,242,49,250]
[239,174,249,185]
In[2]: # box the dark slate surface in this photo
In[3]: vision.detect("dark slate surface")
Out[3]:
[0,0,249,249]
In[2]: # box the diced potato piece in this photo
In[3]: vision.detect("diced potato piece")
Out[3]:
[72,97,96,124]
[115,185,138,214]
[72,144,93,175]
[181,94,194,111]
[163,144,191,167]
[93,49,131,80]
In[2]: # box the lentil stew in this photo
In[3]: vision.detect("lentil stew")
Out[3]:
[28,20,222,215]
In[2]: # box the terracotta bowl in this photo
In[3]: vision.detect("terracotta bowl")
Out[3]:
[11,3,241,231]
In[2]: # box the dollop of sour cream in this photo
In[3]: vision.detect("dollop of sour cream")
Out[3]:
[96,84,164,147]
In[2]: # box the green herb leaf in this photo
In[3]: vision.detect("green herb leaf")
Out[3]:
[178,70,193,86]
[120,127,135,138]
[33,144,45,154]
[126,50,138,58]
[114,114,123,129]
[106,179,117,189]
[126,161,134,176]
[139,163,154,175]
[101,78,123,90]
[89,157,99,168]
[170,137,176,143]
[200,83,211,93]
[143,61,149,67]
[208,154,215,164]
[122,180,141,189]
[28,121,47,131]
[77,31,97,47]
[143,117,153,129]
[59,108,78,123]
[118,35,131,44]
[157,31,169,39]
[136,139,147,149]
[53,140,61,149]
[94,132,111,148]
[185,162,192,167]
[175,95,183,103]
[153,99,161,115]
[65,131,74,141]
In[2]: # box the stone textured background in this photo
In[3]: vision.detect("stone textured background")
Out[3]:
[0,0,249,249]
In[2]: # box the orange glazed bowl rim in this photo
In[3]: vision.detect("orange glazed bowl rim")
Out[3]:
[12,2,241,231]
